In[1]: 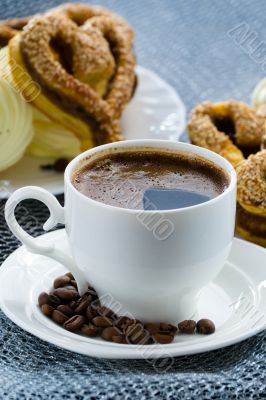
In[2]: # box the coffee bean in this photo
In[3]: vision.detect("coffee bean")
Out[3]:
[125,322,151,345]
[112,335,127,344]
[92,316,113,327]
[147,336,155,345]
[39,273,215,346]
[101,327,122,342]
[197,319,215,334]
[38,292,49,307]
[160,323,178,334]
[52,310,69,325]
[125,322,144,338]
[54,275,71,289]
[53,286,79,300]
[121,320,137,334]
[97,306,117,319]
[64,315,86,331]
[47,294,61,307]
[90,300,101,314]
[69,300,77,309]
[115,316,132,329]
[86,305,98,321]
[75,296,92,314]
[93,301,101,310]
[70,280,78,289]
[128,329,151,345]
[41,304,54,316]
[56,305,73,317]
[65,272,74,280]
[145,323,160,334]
[86,288,99,300]
[153,333,174,344]
[178,320,196,334]
[81,324,98,336]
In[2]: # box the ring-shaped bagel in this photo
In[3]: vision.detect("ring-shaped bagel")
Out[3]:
[188,100,265,167]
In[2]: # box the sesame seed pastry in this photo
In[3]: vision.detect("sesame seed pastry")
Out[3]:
[0,3,134,46]
[0,16,31,46]
[187,100,266,167]
[49,3,134,46]
[7,9,136,149]
[235,150,266,247]
[236,150,266,216]
[236,203,266,247]
[261,133,266,150]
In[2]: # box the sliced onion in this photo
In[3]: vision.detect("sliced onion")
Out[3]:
[27,108,81,158]
[0,48,34,172]
[252,78,266,108]
[0,46,81,164]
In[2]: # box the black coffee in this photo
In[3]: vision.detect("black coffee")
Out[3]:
[72,150,229,210]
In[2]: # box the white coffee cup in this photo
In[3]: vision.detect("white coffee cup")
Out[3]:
[5,140,236,323]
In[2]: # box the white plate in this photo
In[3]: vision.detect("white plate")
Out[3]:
[0,66,186,198]
[0,229,265,359]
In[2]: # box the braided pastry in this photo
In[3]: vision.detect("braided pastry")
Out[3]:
[187,100,265,167]
[8,10,136,148]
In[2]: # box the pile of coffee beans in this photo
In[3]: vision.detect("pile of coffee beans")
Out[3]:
[38,273,215,345]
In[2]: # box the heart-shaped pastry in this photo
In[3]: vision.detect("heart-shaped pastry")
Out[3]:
[50,3,134,45]
[8,11,136,148]
[0,3,134,47]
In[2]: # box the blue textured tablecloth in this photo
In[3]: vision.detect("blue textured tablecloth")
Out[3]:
[0,1,266,399]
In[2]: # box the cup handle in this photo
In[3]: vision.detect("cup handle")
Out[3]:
[5,186,88,295]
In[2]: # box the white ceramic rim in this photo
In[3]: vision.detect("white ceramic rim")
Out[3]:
[65,139,237,214]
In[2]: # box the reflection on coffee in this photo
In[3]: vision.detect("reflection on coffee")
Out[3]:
[72,150,229,210]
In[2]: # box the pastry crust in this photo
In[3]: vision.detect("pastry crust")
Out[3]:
[262,133,266,150]
[50,3,134,45]
[236,226,266,247]
[0,3,134,46]
[188,100,266,246]
[236,150,266,216]
[187,100,265,167]
[8,12,136,147]
[236,203,266,247]
[0,17,30,46]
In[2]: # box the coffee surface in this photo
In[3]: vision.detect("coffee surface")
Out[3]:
[72,151,229,210]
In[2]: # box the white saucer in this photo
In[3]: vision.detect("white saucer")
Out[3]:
[0,229,265,359]
[0,66,186,198]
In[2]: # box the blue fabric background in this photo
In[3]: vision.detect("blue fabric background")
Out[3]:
[0,1,266,399]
